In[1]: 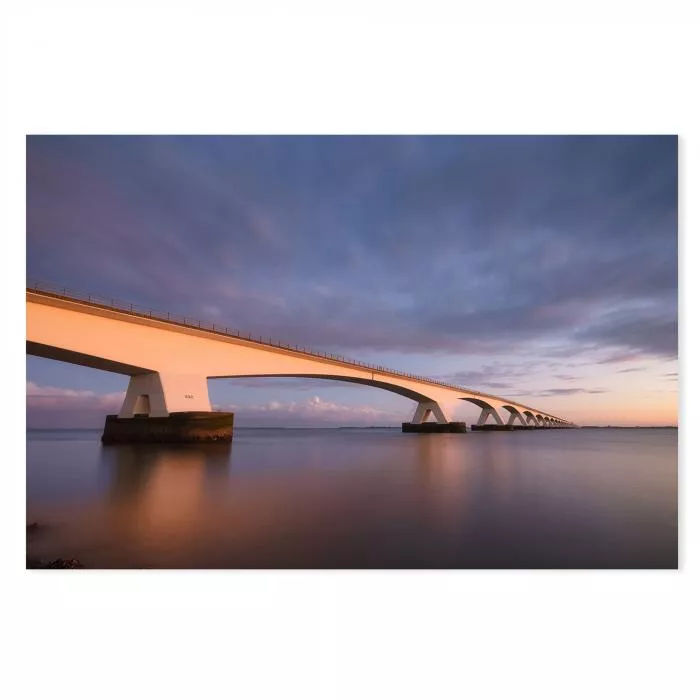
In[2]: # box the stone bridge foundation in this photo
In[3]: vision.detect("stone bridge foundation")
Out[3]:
[102,411,234,444]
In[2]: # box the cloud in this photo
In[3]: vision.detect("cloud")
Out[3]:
[506,387,608,398]
[431,360,593,393]
[578,306,677,361]
[25,382,398,429]
[216,395,404,427]
[26,381,124,410]
[431,363,542,392]
[26,381,126,429]
[539,388,607,397]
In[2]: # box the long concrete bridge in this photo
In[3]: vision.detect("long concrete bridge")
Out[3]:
[26,283,575,441]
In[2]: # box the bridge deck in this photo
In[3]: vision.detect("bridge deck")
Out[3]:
[27,280,569,422]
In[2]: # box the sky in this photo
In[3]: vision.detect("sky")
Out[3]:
[26,135,678,428]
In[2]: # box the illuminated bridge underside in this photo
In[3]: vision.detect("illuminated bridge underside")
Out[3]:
[26,289,574,430]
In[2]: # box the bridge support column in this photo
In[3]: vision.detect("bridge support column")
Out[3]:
[119,373,165,418]
[103,372,233,443]
[402,400,467,433]
[471,406,511,431]
[505,408,532,431]
[523,412,538,427]
[475,405,504,426]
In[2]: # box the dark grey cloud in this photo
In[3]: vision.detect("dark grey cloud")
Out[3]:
[579,306,677,360]
[433,361,556,390]
[509,387,608,398]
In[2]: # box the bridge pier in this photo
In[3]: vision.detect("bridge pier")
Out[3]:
[402,422,467,433]
[470,424,512,431]
[103,372,234,443]
[102,412,234,444]
[118,372,213,418]
[402,399,466,433]
[475,403,504,427]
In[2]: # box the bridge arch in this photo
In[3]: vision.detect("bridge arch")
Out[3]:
[502,405,527,427]
[222,374,486,425]
[222,372,449,424]
[461,397,504,426]
[522,410,538,426]
[220,373,436,404]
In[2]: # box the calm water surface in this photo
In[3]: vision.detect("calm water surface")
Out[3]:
[26,428,678,568]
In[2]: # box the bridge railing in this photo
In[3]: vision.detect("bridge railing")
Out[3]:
[26,279,569,422]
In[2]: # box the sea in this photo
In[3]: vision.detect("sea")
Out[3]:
[25,427,678,569]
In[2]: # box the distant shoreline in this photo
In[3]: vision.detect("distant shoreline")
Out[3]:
[578,425,677,429]
[26,425,677,431]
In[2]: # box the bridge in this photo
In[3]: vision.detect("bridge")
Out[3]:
[26,282,575,442]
